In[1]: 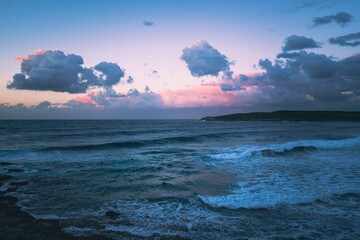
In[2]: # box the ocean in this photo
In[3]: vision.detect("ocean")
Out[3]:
[1,120,360,239]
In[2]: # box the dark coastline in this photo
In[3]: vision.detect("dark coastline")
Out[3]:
[201,110,360,122]
[0,162,112,240]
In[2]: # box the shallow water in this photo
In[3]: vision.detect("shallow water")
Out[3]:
[1,120,360,239]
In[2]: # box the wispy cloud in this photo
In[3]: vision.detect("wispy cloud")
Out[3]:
[143,20,154,26]
[329,32,360,46]
[312,12,353,27]
[283,0,349,12]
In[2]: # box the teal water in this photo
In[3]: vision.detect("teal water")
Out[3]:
[1,120,360,239]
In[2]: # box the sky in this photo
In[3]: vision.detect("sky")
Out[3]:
[0,0,359,119]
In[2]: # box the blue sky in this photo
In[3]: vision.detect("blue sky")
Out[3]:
[1,0,359,118]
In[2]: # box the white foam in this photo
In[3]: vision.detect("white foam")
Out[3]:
[202,136,360,209]
[209,136,360,160]
[99,198,228,238]
[200,181,359,209]
[200,184,319,209]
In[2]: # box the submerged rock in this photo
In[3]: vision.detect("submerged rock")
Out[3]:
[0,175,114,240]
[0,195,114,240]
[105,210,120,219]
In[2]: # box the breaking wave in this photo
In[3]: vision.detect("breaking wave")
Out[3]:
[203,136,360,209]
[210,136,360,159]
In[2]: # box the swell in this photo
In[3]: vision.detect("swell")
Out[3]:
[46,130,240,140]
[42,132,243,151]
[44,136,199,151]
[45,129,165,138]
[46,141,146,150]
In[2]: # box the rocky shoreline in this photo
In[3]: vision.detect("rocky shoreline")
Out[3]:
[0,161,112,240]
[0,161,190,240]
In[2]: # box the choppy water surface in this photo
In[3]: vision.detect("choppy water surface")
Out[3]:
[1,120,360,239]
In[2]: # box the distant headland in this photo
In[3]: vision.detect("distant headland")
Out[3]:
[201,110,360,122]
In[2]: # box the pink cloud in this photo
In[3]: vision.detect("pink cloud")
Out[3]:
[161,84,243,108]
[15,49,46,62]
[73,92,101,108]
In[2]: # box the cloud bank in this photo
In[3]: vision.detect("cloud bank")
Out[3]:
[71,86,162,109]
[218,51,360,110]
[174,35,360,111]
[3,33,360,119]
[7,50,125,93]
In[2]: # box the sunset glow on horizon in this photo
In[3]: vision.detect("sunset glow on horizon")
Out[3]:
[1,0,359,118]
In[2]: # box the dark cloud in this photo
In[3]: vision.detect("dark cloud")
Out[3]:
[143,21,154,26]
[218,73,248,92]
[82,88,126,106]
[220,83,245,92]
[146,70,161,80]
[8,103,26,109]
[329,32,360,47]
[283,51,339,79]
[145,85,150,93]
[277,52,301,59]
[1,102,57,110]
[7,50,125,93]
[35,101,52,109]
[127,76,134,84]
[180,40,231,77]
[151,70,160,79]
[65,100,94,109]
[94,62,124,86]
[112,87,162,108]
[68,85,162,108]
[214,50,359,110]
[127,88,140,97]
[282,35,321,51]
[239,74,249,82]
[312,12,353,27]
[243,51,360,106]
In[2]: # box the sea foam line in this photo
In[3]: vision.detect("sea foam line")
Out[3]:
[210,135,360,159]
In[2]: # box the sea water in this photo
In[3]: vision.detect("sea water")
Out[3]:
[1,120,359,239]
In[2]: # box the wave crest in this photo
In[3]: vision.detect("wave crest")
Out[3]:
[210,136,360,159]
